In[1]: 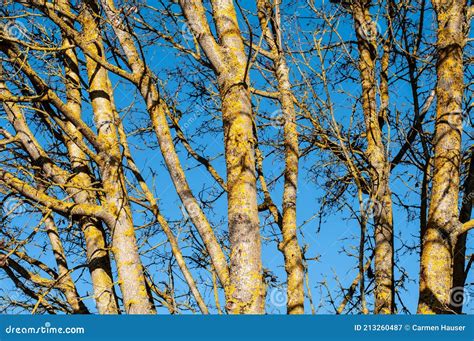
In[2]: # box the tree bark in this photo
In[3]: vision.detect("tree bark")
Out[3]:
[0,70,119,314]
[256,0,304,314]
[351,1,395,314]
[98,0,231,297]
[80,1,154,314]
[43,214,89,314]
[417,0,467,314]
[452,151,473,313]
[179,0,265,313]
[57,1,120,313]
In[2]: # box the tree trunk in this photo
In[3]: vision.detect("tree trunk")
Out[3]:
[278,56,304,314]
[215,1,264,313]
[417,0,467,314]
[179,0,265,313]
[452,151,473,313]
[352,1,394,314]
[80,2,154,314]
[58,2,120,313]
[0,71,119,314]
[255,0,304,314]
[219,73,264,314]
[44,214,89,314]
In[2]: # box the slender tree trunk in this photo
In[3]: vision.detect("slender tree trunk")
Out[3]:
[417,0,467,314]
[57,1,119,313]
[255,0,304,314]
[43,214,89,314]
[98,0,231,297]
[351,1,395,314]
[278,56,304,314]
[80,2,154,314]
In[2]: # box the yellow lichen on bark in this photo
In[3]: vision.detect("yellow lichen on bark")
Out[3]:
[79,2,154,314]
[417,0,467,314]
[255,0,304,314]
[351,1,395,314]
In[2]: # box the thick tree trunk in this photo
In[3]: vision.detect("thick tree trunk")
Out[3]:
[219,73,264,314]
[417,0,467,314]
[215,0,265,313]
[178,0,265,313]
[452,151,473,313]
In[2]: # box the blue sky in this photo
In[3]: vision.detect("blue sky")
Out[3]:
[1,0,473,315]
